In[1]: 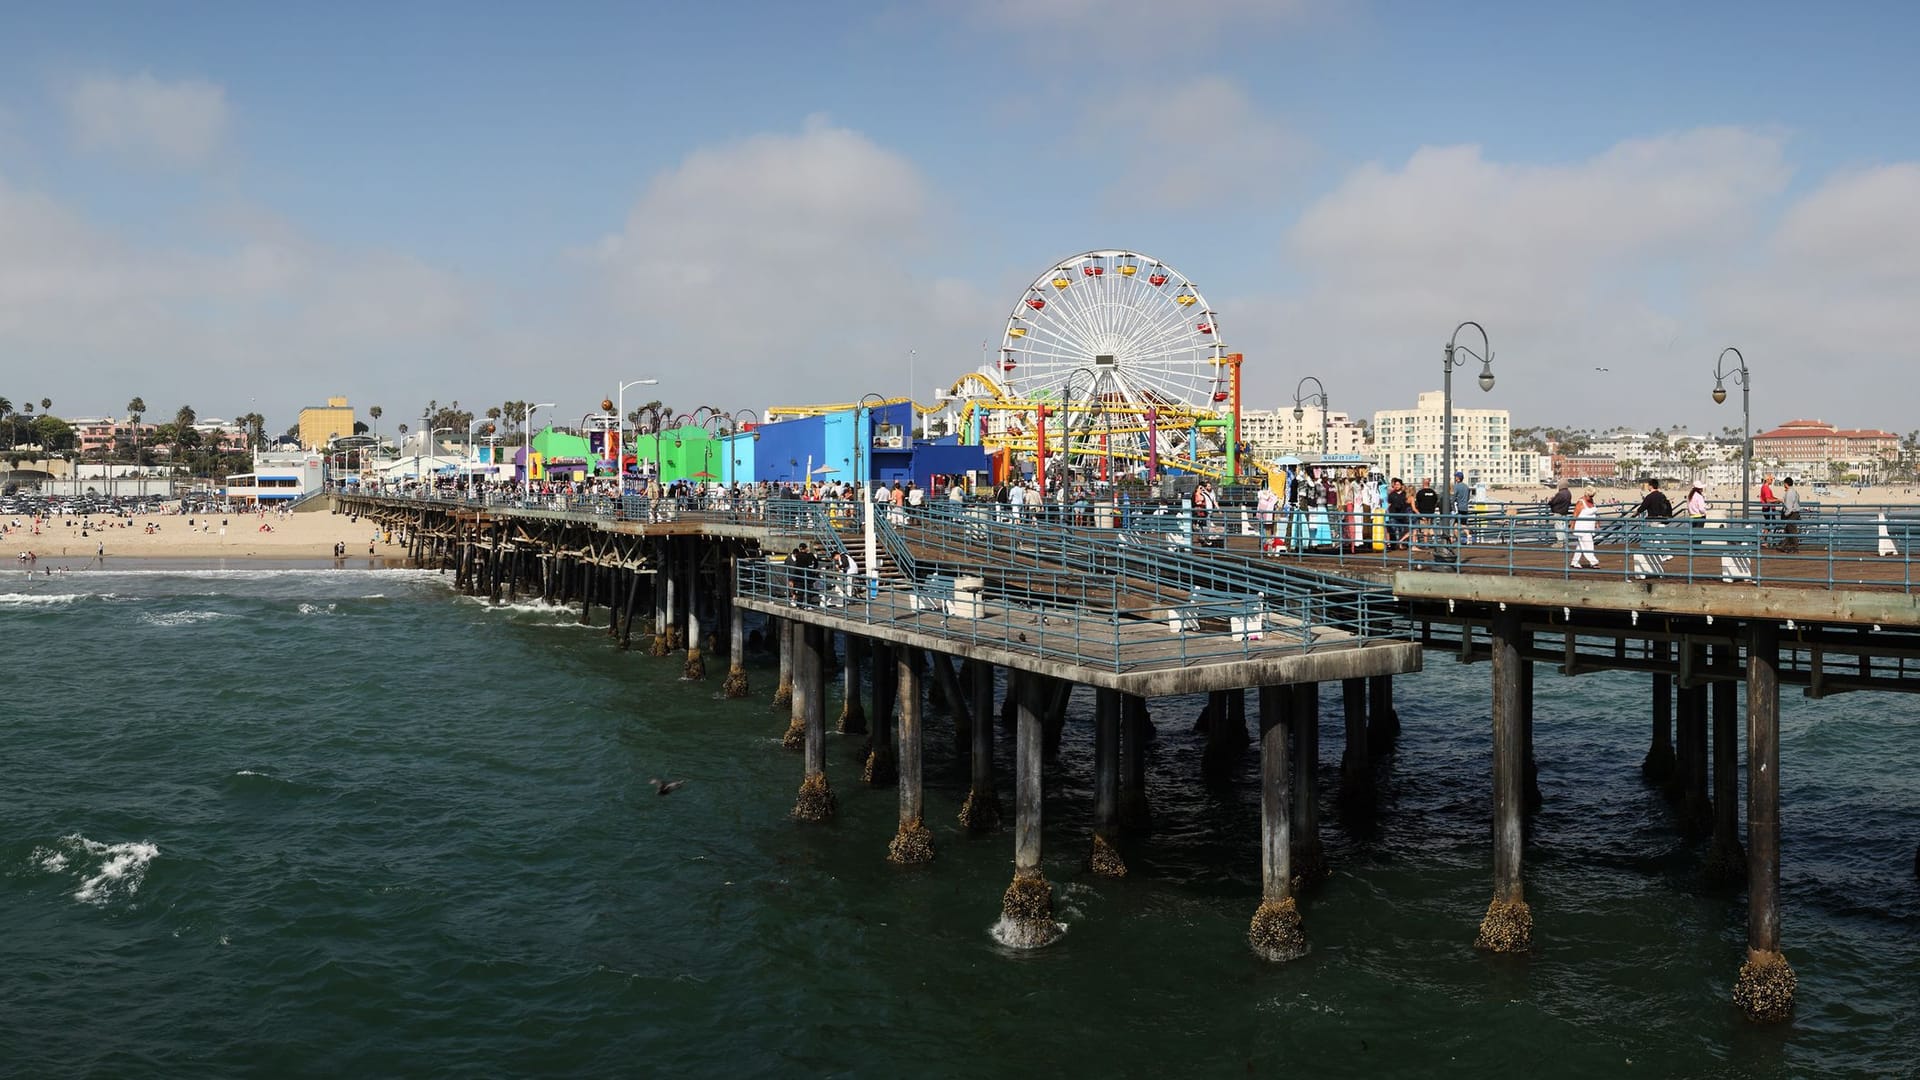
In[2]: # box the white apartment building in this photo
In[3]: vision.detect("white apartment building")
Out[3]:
[1372,391,1543,486]
[1240,405,1367,459]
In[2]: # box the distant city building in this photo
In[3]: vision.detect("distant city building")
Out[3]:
[224,450,326,504]
[70,416,157,457]
[1371,391,1542,486]
[1752,419,1897,472]
[297,396,357,450]
[1240,405,1367,459]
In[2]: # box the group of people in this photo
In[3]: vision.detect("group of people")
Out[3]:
[1381,471,1477,551]
[1544,474,1805,570]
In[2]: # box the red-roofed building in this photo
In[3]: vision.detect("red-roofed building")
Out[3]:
[1752,419,1896,470]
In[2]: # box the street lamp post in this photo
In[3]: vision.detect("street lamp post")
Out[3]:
[1712,346,1752,515]
[1441,322,1496,516]
[524,402,555,499]
[729,409,759,490]
[858,392,887,494]
[1292,376,1331,456]
[616,379,660,485]
[466,417,494,498]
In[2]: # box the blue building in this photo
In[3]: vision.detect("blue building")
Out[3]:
[727,402,987,489]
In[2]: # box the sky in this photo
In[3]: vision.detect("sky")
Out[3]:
[2,0,1916,437]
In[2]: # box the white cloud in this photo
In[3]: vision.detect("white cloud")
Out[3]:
[1225,128,1829,428]
[0,172,484,416]
[590,118,996,407]
[65,74,229,167]
[1078,77,1312,209]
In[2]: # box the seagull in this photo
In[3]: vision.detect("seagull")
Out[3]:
[650,778,687,796]
[1594,366,1610,372]
[1017,632,1028,643]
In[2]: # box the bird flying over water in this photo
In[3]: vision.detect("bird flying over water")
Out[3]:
[650,778,687,796]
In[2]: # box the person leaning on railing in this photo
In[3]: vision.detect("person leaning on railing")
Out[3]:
[1547,480,1573,550]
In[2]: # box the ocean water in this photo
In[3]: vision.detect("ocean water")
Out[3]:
[2,561,1916,1077]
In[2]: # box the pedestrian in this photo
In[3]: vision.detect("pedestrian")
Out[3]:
[1571,489,1601,568]
[788,542,819,606]
[1758,473,1779,543]
[1778,477,1802,552]
[1547,479,1574,551]
[1630,478,1674,521]
[1413,476,1437,546]
[1450,471,1473,545]
[1685,485,1709,526]
[1386,478,1412,551]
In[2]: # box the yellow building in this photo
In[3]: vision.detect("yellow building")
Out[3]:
[298,396,357,450]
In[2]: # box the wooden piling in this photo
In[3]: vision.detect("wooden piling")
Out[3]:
[932,652,970,758]
[781,622,805,750]
[999,672,1061,948]
[1340,676,1373,810]
[960,660,1001,832]
[1734,621,1794,1022]
[1366,674,1399,756]
[722,595,749,698]
[887,647,933,864]
[865,642,897,786]
[1644,642,1676,783]
[649,542,670,655]
[1119,693,1153,831]
[792,625,835,822]
[837,634,867,734]
[1707,643,1748,883]
[1475,608,1531,953]
[1680,645,1713,835]
[771,617,793,709]
[683,545,705,680]
[1290,682,1327,883]
[1090,687,1125,876]
[1251,683,1305,961]
[1201,688,1239,778]
[619,567,642,650]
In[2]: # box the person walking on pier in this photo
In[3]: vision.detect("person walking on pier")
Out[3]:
[1685,485,1709,526]
[1451,471,1474,545]
[1547,480,1573,551]
[1778,477,1802,552]
[1386,478,1412,551]
[1631,478,1673,521]
[1571,489,1601,568]
[1413,477,1437,547]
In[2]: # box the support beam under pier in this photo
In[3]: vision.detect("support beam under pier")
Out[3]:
[1475,608,1531,953]
[1090,688,1125,876]
[792,625,836,822]
[998,674,1061,948]
[1734,621,1794,1022]
[959,660,1001,832]
[887,647,933,864]
[1251,684,1305,961]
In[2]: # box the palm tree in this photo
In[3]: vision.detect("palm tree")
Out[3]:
[127,397,147,463]
[173,405,197,466]
[40,397,51,413]
[0,397,11,449]
[368,405,383,447]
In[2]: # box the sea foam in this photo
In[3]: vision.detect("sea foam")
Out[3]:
[30,834,161,905]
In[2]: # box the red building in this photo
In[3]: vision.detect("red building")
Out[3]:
[1752,419,1896,468]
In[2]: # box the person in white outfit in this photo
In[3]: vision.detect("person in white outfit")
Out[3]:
[1571,489,1601,568]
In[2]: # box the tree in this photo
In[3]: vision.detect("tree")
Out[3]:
[127,397,147,463]
[40,397,51,413]
[32,416,75,451]
[0,397,11,449]
[172,405,197,466]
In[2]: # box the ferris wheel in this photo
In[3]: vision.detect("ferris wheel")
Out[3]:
[996,250,1228,415]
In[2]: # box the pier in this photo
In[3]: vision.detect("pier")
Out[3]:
[335,490,1920,1024]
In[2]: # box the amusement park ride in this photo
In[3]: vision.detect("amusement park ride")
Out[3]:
[767,249,1263,485]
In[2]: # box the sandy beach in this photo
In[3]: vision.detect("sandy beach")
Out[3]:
[6,505,402,561]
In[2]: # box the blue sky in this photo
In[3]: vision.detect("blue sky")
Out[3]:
[2,1,1916,435]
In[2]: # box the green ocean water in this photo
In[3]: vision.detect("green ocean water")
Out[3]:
[2,562,1916,1077]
